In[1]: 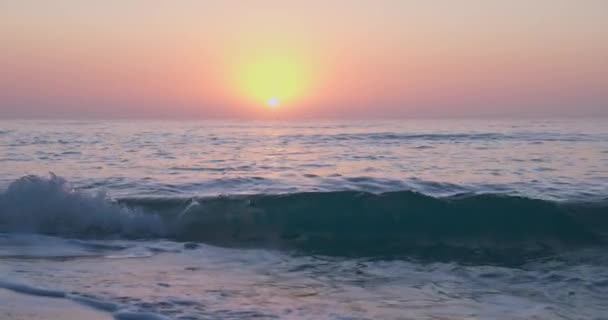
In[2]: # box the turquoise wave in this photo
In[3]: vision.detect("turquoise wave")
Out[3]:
[1,175,606,265]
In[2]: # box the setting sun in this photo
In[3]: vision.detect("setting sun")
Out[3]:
[233,52,311,108]
[267,96,280,108]
[1,2,607,319]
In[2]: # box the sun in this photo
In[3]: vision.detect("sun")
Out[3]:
[267,96,280,108]
[234,52,311,109]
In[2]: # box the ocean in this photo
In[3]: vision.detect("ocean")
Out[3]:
[0,119,607,319]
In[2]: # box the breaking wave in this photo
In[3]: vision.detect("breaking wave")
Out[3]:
[1,175,606,264]
[0,174,165,238]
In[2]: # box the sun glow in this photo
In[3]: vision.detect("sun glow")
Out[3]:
[234,53,311,108]
[267,96,280,108]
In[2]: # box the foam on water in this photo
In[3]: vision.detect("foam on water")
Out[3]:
[2,234,607,319]
[0,280,66,298]
[0,279,169,320]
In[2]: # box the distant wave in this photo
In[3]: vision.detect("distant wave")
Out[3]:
[282,132,607,143]
[169,165,253,172]
[1,175,606,265]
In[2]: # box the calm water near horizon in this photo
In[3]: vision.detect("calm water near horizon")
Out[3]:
[1,119,606,200]
[1,119,607,319]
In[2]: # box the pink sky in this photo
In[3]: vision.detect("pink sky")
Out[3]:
[1,0,607,119]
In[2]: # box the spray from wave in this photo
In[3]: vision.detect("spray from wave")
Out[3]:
[1,174,606,264]
[0,174,165,238]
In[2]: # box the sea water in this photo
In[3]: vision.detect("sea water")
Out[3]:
[0,119,607,319]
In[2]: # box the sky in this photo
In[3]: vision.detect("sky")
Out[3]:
[1,0,607,119]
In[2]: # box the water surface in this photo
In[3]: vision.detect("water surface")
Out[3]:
[0,119,607,319]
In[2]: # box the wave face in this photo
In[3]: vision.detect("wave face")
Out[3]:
[1,175,606,265]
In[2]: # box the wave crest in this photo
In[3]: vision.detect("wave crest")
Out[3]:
[1,175,606,264]
[0,174,164,237]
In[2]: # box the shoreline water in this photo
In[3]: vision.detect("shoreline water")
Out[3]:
[0,289,111,320]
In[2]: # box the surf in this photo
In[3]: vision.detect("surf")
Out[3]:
[1,174,606,265]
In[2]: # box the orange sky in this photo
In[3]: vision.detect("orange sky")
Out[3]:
[1,0,607,118]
